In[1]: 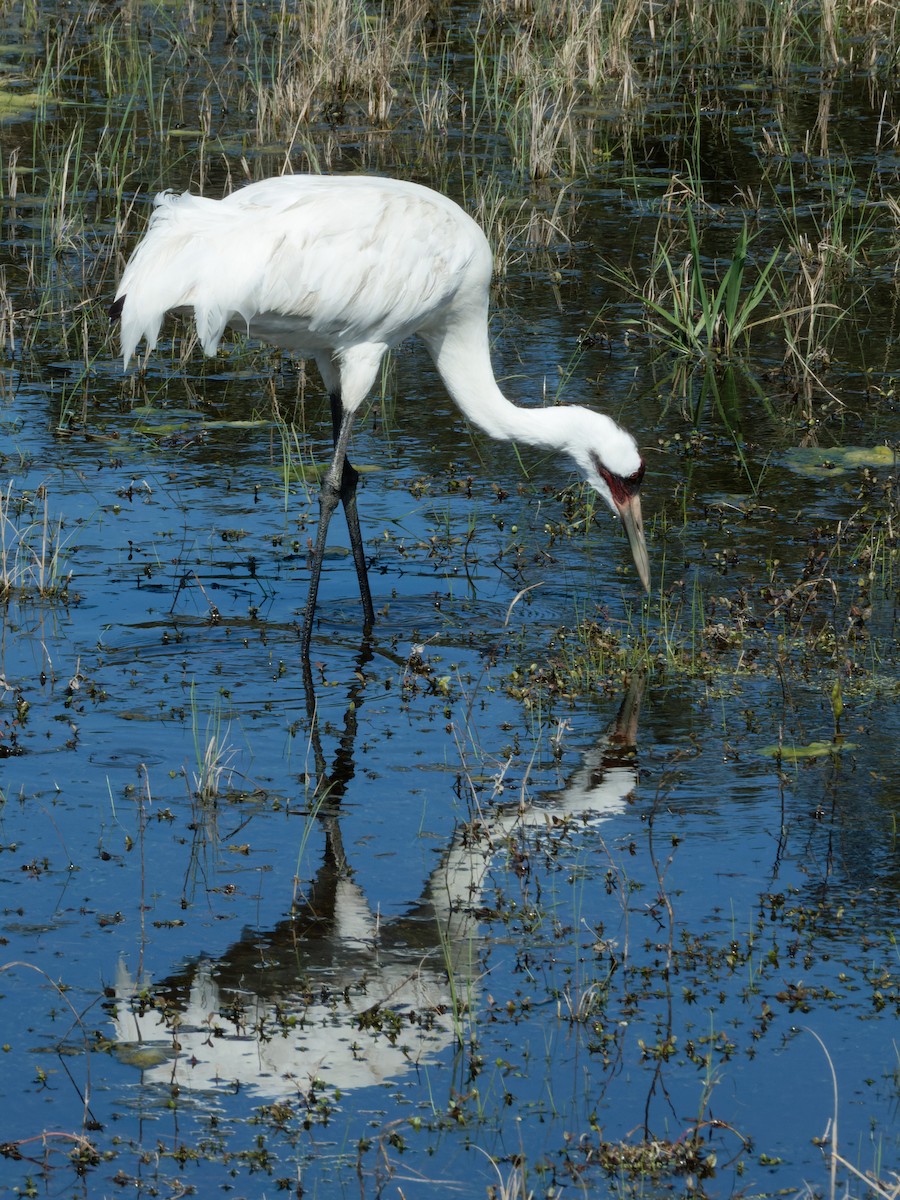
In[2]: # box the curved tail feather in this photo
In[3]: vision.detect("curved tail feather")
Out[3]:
[112,191,241,366]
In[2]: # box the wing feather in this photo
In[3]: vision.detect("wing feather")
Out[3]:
[114,176,488,365]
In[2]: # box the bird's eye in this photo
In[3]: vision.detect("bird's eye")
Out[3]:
[591,454,645,503]
[624,462,645,494]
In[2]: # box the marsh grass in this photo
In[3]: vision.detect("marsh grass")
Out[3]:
[606,184,782,367]
[190,688,239,803]
[472,1144,533,1200]
[467,175,554,276]
[668,216,776,358]
[505,71,582,181]
[249,0,429,142]
[0,482,72,601]
[606,147,895,438]
[769,160,884,400]
[273,407,319,514]
[193,726,238,803]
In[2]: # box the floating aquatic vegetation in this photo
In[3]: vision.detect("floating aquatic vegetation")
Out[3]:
[782,444,897,478]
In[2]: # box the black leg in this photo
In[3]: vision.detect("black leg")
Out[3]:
[328,393,374,634]
[300,397,374,657]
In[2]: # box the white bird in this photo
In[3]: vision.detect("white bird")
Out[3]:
[111,174,650,653]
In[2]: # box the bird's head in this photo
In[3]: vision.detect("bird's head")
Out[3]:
[566,410,650,593]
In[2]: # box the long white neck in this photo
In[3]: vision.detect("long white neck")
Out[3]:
[422,318,583,453]
[420,311,644,506]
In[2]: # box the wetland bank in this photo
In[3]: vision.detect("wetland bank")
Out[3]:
[0,1,898,1197]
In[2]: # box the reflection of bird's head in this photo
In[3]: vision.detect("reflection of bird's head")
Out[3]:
[564,409,650,593]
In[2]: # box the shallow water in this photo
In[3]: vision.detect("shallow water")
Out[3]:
[1,2,899,1197]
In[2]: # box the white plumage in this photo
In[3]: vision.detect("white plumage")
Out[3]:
[112,174,650,651]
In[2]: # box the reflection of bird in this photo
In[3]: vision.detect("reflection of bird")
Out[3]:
[111,174,650,651]
[111,675,643,1096]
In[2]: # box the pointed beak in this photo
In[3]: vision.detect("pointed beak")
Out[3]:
[615,492,651,592]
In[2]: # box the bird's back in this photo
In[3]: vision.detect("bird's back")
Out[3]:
[114,175,493,366]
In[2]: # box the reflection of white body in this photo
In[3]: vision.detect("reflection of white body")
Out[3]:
[113,898,456,1095]
[112,684,641,1096]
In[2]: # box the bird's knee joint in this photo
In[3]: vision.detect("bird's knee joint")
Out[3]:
[320,477,342,506]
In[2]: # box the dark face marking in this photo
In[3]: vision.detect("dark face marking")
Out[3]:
[590,453,645,506]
